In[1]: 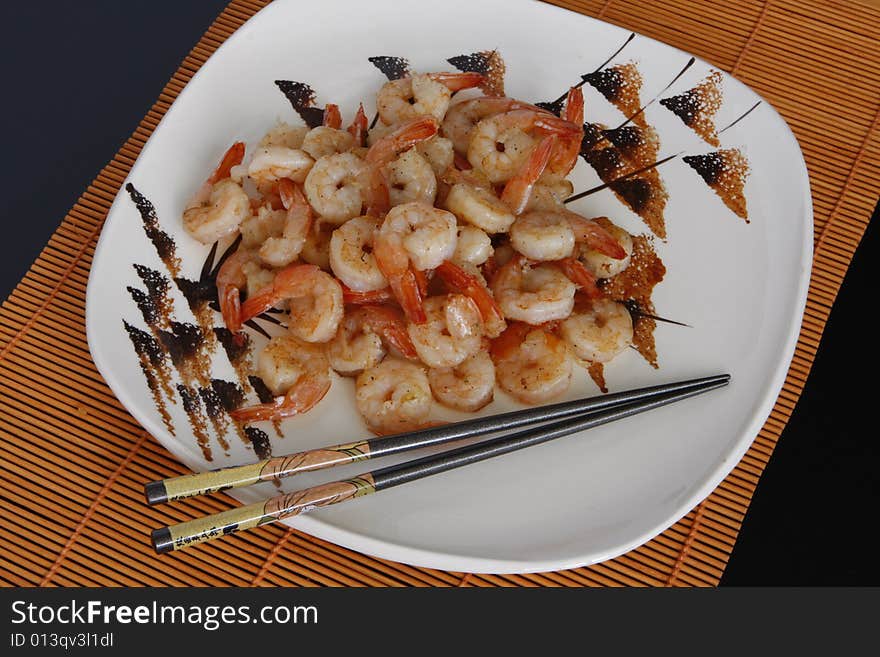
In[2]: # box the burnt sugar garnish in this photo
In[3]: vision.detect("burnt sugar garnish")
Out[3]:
[683,148,751,221]
[177,384,214,461]
[659,70,723,146]
[244,426,273,460]
[274,80,325,128]
[368,55,411,81]
[125,183,180,276]
[447,50,505,96]
[123,320,175,434]
[582,62,645,127]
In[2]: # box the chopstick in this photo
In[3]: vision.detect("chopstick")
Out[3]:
[145,374,730,505]
[150,374,729,553]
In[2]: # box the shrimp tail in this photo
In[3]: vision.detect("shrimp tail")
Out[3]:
[239,263,320,323]
[347,103,369,147]
[323,103,342,129]
[361,305,419,360]
[429,71,486,92]
[500,135,556,214]
[562,87,584,125]
[489,321,531,360]
[390,268,427,324]
[230,375,331,423]
[555,257,603,299]
[566,213,627,259]
[220,285,243,333]
[434,260,505,332]
[208,141,246,184]
[365,116,439,167]
[342,285,395,305]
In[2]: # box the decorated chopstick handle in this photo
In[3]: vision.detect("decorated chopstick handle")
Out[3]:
[151,475,376,553]
[144,440,372,505]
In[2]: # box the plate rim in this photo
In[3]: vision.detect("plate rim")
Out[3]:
[85,0,814,574]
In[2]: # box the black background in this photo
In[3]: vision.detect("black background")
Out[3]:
[1,1,877,585]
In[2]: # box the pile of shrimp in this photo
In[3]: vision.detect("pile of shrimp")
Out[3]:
[183,71,638,436]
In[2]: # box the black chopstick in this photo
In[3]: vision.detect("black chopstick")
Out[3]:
[151,374,729,553]
[145,374,730,505]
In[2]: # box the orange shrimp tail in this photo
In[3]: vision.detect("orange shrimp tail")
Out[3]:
[556,258,603,299]
[209,141,245,184]
[231,376,331,423]
[342,285,395,305]
[490,321,531,360]
[220,286,243,333]
[500,135,556,214]
[390,269,427,324]
[563,87,585,125]
[239,263,320,323]
[568,215,627,259]
[434,260,504,326]
[360,305,419,360]
[323,103,342,129]
[347,103,369,147]
[430,71,486,92]
[366,116,439,166]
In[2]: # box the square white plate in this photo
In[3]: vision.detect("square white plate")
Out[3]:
[86,0,811,573]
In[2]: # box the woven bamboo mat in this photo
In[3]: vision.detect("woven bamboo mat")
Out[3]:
[1,0,877,588]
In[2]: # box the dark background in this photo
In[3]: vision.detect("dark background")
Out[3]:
[1,1,876,585]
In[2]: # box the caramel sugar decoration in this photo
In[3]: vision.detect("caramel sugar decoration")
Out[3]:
[683,148,751,221]
[659,70,723,146]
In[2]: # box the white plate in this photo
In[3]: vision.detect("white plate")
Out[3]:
[86,0,812,573]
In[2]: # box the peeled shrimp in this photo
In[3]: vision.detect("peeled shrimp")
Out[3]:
[258,122,309,150]
[407,294,483,368]
[374,201,458,323]
[491,255,576,325]
[442,96,548,154]
[376,72,484,125]
[301,126,355,160]
[428,350,495,412]
[509,210,575,261]
[247,145,314,189]
[240,264,343,343]
[328,305,416,376]
[453,225,493,266]
[444,180,515,234]
[230,335,330,423]
[384,148,437,207]
[434,260,506,339]
[328,215,387,292]
[577,218,633,279]
[467,110,580,184]
[303,152,366,224]
[300,221,334,270]
[183,142,250,244]
[415,136,455,177]
[356,358,433,434]
[491,322,572,404]
[257,179,313,268]
[559,298,633,363]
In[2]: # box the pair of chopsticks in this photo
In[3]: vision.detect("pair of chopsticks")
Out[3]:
[147,373,730,553]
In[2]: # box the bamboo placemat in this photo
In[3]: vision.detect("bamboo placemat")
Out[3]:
[1,0,877,587]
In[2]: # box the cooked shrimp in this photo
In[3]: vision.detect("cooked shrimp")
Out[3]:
[547,87,585,177]
[560,298,633,363]
[329,305,416,376]
[509,210,575,261]
[215,248,259,333]
[415,136,454,176]
[183,142,250,244]
[259,122,309,150]
[490,322,572,404]
[303,152,366,224]
[230,335,330,423]
[384,148,437,207]
[576,218,633,279]
[434,260,506,338]
[407,294,483,368]
[376,72,484,125]
[259,179,313,268]
[490,255,576,324]
[361,117,441,218]
[356,358,433,434]
[374,201,458,323]
[467,110,580,183]
[328,215,387,292]
[300,220,334,270]
[347,103,369,147]
[453,225,493,266]
[526,176,574,211]
[247,145,315,186]
[323,103,342,129]
[301,126,356,160]
[428,350,495,412]
[444,180,515,234]
[442,96,548,154]
[240,204,285,249]
[240,264,343,343]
